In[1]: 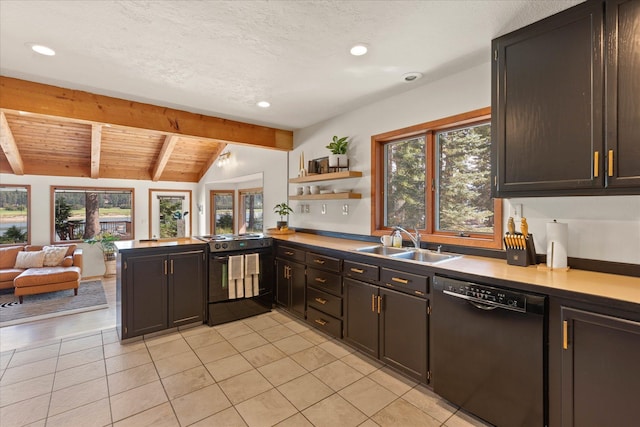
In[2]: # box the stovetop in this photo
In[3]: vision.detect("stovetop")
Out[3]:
[196,233,272,252]
[196,233,265,242]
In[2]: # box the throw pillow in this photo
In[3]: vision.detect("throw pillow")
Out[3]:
[43,245,68,266]
[14,251,45,269]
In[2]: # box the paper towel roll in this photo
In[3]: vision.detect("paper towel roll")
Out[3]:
[546,220,568,269]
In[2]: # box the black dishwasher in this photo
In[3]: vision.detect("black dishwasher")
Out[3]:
[432,276,547,427]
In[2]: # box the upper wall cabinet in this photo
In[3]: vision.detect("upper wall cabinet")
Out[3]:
[491,0,640,197]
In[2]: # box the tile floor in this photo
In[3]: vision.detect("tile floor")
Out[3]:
[0,309,491,427]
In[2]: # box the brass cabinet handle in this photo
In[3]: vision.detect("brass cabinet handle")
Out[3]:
[164,260,168,275]
[594,151,599,177]
[315,318,327,326]
[391,277,409,284]
[377,295,382,314]
[608,149,614,177]
[170,259,174,275]
[315,277,327,284]
[562,320,569,350]
[314,297,327,305]
[414,290,425,296]
[371,294,375,312]
[284,251,294,256]
[314,259,325,264]
[350,267,364,274]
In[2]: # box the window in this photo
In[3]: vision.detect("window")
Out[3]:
[149,190,192,239]
[0,185,30,245]
[373,107,503,249]
[210,190,234,234]
[239,188,263,233]
[52,187,134,242]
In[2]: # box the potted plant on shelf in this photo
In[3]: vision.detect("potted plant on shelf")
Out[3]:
[273,202,294,230]
[326,135,349,168]
[85,231,120,276]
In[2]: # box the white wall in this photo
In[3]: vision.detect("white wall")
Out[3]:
[286,61,640,265]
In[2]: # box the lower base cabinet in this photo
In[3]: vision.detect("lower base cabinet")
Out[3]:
[275,259,305,318]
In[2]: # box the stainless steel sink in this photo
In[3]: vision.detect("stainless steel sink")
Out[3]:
[355,245,412,256]
[391,249,461,264]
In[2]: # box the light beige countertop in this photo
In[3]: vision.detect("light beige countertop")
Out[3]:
[115,238,205,251]
[272,233,640,307]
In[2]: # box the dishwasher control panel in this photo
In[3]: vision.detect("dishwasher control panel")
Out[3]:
[436,278,527,312]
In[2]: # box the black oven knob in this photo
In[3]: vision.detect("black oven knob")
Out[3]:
[214,243,221,250]
[222,243,228,249]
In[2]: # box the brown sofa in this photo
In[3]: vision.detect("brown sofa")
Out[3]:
[0,244,83,303]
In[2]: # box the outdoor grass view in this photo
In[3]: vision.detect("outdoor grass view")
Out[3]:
[0,186,28,244]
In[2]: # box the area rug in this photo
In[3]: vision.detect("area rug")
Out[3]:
[0,280,108,327]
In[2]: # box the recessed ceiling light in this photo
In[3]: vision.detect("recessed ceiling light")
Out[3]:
[29,44,56,56]
[257,101,270,108]
[350,44,368,56]
[402,72,423,82]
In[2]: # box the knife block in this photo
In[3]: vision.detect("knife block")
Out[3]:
[505,233,537,267]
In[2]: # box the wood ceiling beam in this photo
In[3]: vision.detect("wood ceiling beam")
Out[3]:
[152,135,179,181]
[91,124,102,178]
[0,111,24,175]
[198,143,227,181]
[0,76,293,151]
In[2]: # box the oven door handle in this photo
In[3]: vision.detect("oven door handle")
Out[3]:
[212,256,230,261]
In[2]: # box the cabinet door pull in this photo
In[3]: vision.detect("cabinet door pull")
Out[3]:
[391,277,409,284]
[315,318,327,326]
[284,251,294,256]
[170,259,174,275]
[594,151,599,177]
[377,295,382,314]
[608,149,614,177]
[315,278,327,285]
[314,259,325,264]
[350,267,364,274]
[371,294,376,312]
[164,260,168,275]
[562,320,569,350]
[314,297,327,305]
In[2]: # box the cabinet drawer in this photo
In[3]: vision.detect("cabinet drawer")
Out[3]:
[307,306,342,339]
[380,268,428,297]
[307,287,342,318]
[306,252,341,272]
[277,246,305,262]
[307,267,342,296]
[344,260,379,282]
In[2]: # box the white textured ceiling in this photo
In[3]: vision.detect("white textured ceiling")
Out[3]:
[0,0,582,130]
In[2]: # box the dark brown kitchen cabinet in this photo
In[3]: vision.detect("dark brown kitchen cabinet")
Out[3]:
[117,246,205,340]
[305,251,343,337]
[492,0,640,197]
[560,307,640,427]
[275,257,305,319]
[344,278,379,358]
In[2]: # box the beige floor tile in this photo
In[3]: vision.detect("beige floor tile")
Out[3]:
[218,369,273,404]
[144,331,183,347]
[358,419,381,427]
[368,366,417,396]
[0,393,50,427]
[339,377,398,417]
[8,343,59,367]
[59,333,103,355]
[191,406,247,427]
[290,346,337,371]
[282,320,309,333]
[372,398,440,427]
[244,314,281,331]
[45,397,112,427]
[205,353,254,382]
[277,373,334,411]
[341,352,383,375]
[53,359,106,391]
[107,362,159,395]
[0,349,14,370]
[258,357,306,387]
[56,345,104,371]
[302,394,367,427]
[0,373,54,407]
[105,348,152,375]
[147,337,191,361]
[318,339,354,358]
[0,357,57,386]
[194,340,238,364]
[216,321,255,340]
[162,365,214,400]
[101,329,120,345]
[154,349,202,378]
[272,334,314,355]
[235,388,297,427]
[182,328,225,349]
[242,343,286,368]
[228,332,269,352]
[274,412,314,427]
[179,324,211,337]
[312,359,364,391]
[109,380,168,422]
[403,384,458,423]
[444,409,494,427]
[49,376,108,416]
[258,324,297,342]
[103,340,146,359]
[269,311,294,324]
[299,329,330,345]
[113,401,178,427]
[171,384,232,426]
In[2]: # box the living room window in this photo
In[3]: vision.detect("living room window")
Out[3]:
[210,190,234,234]
[239,188,263,233]
[51,187,134,243]
[0,185,30,245]
[372,107,503,249]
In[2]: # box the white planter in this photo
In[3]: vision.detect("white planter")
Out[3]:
[328,154,348,167]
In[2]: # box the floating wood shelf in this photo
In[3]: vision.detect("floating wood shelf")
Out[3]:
[289,192,362,200]
[289,170,363,183]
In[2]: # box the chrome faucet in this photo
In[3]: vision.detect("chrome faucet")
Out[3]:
[394,226,421,249]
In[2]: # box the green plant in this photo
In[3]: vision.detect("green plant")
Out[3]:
[326,136,349,154]
[85,231,120,260]
[273,203,294,221]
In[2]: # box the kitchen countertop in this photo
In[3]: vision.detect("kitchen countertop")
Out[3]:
[115,238,206,251]
[271,233,640,307]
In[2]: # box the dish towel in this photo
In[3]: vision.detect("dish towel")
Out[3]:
[244,253,260,298]
[228,255,244,299]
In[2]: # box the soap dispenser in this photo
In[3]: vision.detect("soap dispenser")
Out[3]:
[392,230,402,248]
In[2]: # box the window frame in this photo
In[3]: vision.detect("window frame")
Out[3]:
[238,187,264,233]
[210,190,235,235]
[148,189,193,239]
[372,107,503,249]
[0,184,31,246]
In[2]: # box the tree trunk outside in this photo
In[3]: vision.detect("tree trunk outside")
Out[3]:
[84,192,100,239]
